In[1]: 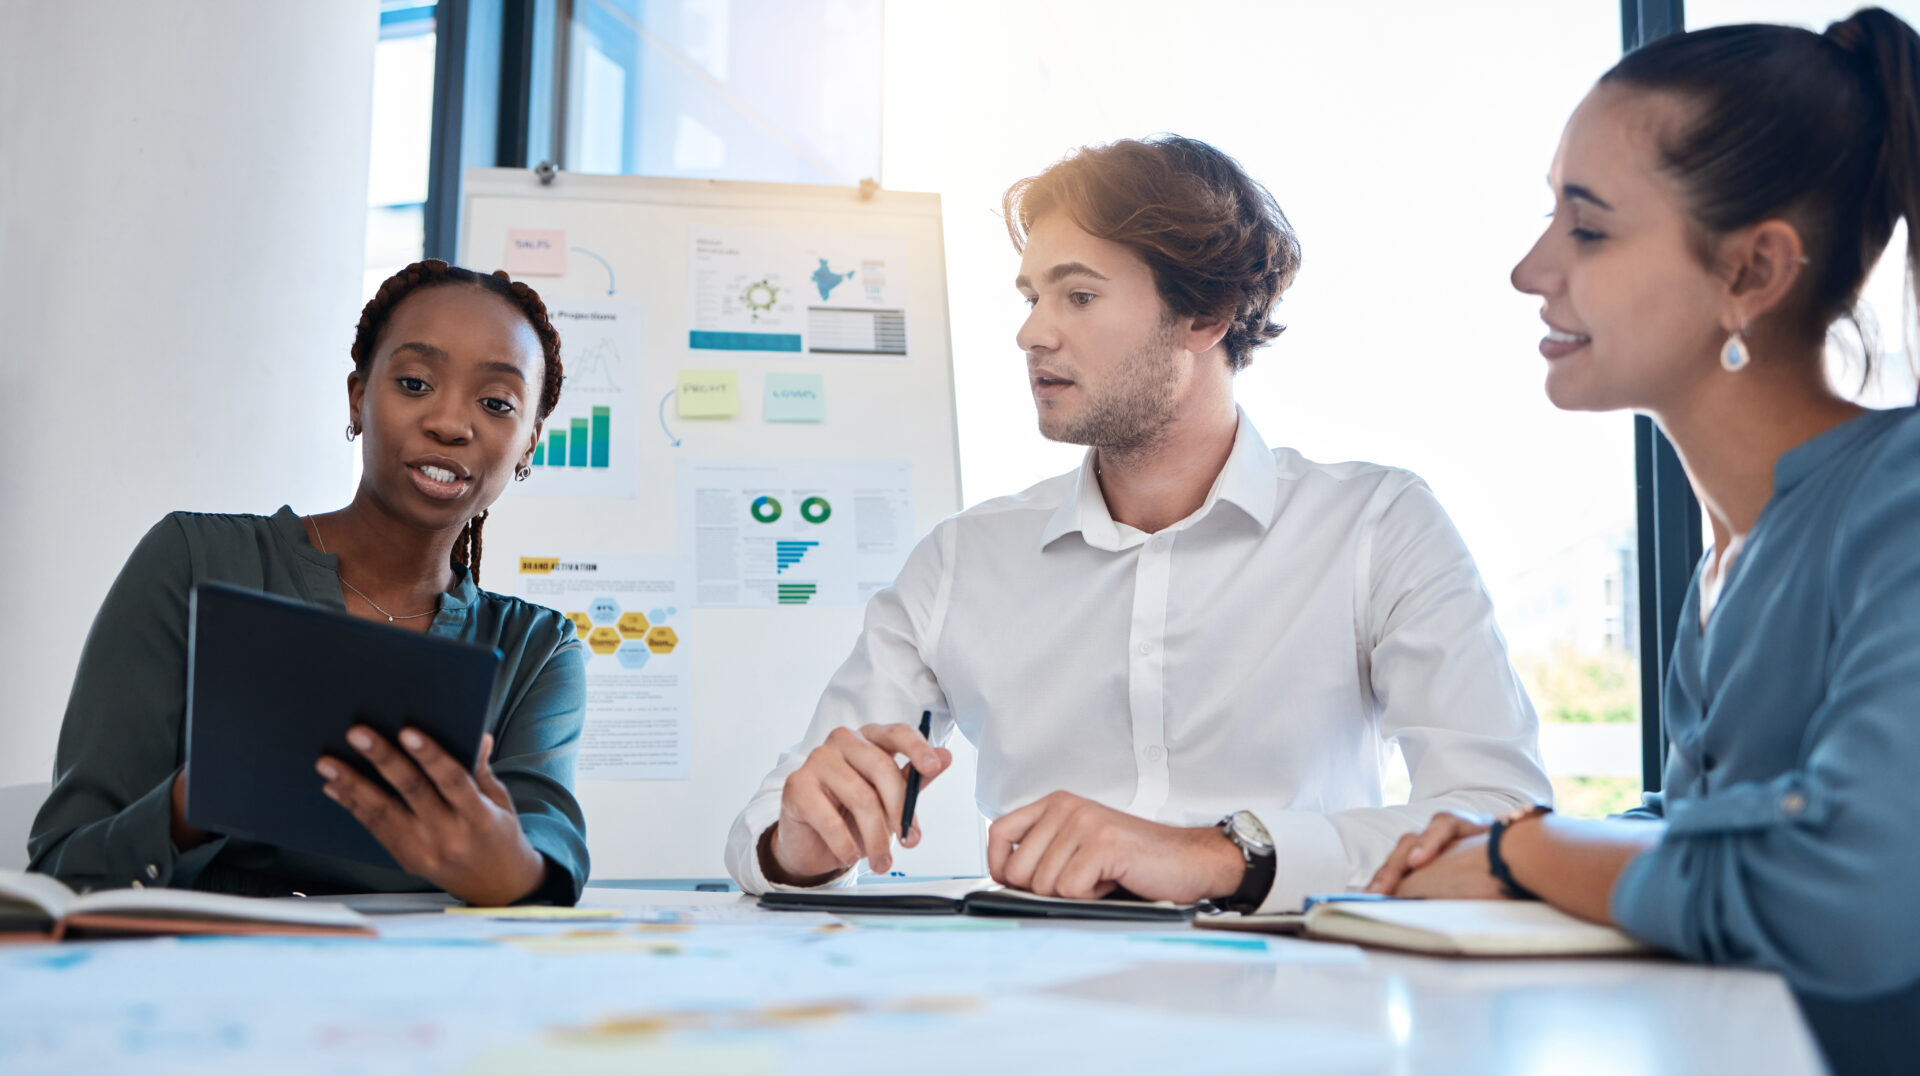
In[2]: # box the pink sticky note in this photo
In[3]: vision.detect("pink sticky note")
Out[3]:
[503,229,567,276]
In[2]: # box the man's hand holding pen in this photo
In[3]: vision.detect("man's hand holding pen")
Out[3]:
[761,719,952,885]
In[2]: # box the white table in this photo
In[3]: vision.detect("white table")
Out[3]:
[0,886,1824,1075]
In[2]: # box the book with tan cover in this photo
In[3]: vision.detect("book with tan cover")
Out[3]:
[1301,899,1650,956]
[1201,898,1651,956]
[0,869,374,940]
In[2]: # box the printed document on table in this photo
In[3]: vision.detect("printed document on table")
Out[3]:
[515,298,642,499]
[688,226,911,359]
[676,459,915,608]
[508,554,689,780]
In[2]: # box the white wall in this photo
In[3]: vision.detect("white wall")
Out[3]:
[0,3,376,785]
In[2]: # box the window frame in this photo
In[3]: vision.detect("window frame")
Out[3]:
[422,0,1705,795]
[1621,0,1701,795]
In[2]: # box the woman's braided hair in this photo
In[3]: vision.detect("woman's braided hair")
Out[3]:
[351,259,564,586]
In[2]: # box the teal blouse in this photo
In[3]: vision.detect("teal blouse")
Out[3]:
[27,507,590,903]
[1612,406,1920,1001]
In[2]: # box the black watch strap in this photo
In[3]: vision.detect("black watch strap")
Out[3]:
[1487,806,1551,901]
[1224,848,1277,913]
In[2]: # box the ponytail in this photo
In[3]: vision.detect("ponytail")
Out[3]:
[1825,9,1920,401]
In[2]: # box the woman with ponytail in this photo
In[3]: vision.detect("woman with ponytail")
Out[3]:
[1367,7,1920,1067]
[29,260,589,906]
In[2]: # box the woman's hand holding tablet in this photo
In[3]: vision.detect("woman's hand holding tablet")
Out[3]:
[317,731,544,907]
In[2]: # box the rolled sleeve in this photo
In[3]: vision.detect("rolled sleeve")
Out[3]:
[491,632,590,904]
[1611,449,1920,999]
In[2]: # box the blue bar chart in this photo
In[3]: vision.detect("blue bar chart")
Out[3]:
[531,406,613,469]
[775,540,819,573]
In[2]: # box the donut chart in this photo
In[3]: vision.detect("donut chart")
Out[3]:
[750,495,782,523]
[800,496,832,524]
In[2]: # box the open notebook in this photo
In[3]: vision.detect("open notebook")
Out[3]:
[758,877,1198,921]
[1200,898,1650,956]
[0,869,374,941]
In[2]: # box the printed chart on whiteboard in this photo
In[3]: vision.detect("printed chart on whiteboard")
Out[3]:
[677,459,915,607]
[688,226,911,359]
[517,299,642,500]
[508,554,689,780]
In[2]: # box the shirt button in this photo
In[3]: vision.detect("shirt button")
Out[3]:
[1151,536,1170,552]
[1144,745,1165,762]
[145,864,159,880]
[1780,792,1807,815]
[1138,641,1154,655]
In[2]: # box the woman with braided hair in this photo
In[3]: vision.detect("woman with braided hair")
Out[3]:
[28,259,589,906]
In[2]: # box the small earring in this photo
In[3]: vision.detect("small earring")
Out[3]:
[1720,325,1751,373]
[345,424,359,441]
[514,463,532,481]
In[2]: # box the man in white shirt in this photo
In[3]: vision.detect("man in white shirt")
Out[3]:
[724,135,1551,912]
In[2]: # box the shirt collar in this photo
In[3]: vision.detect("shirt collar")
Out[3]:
[272,504,479,614]
[1038,408,1279,552]
[1773,406,1913,496]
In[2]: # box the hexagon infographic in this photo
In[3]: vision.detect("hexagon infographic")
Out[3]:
[565,612,592,638]
[617,611,651,639]
[616,642,651,670]
[645,625,679,654]
[589,596,621,622]
[586,626,624,655]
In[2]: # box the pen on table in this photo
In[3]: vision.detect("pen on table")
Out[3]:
[900,709,932,840]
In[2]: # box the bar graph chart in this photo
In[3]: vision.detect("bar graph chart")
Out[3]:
[776,583,817,605]
[531,406,612,469]
[775,540,819,573]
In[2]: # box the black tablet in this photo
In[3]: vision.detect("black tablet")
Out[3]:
[184,582,504,870]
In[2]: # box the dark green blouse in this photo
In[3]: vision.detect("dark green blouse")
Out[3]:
[27,506,590,903]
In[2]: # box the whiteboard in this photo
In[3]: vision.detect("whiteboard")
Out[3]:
[460,168,982,880]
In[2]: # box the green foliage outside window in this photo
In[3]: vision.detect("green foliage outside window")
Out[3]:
[1515,647,1638,724]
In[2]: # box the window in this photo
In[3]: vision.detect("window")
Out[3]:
[883,0,1642,815]
[564,0,883,185]
[365,2,439,298]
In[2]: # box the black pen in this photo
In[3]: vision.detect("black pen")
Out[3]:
[900,709,932,840]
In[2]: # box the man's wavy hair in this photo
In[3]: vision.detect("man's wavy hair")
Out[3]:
[1004,135,1302,371]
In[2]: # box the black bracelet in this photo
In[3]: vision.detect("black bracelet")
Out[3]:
[1486,820,1539,901]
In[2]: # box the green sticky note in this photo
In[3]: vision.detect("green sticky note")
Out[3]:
[764,372,826,422]
[677,369,739,418]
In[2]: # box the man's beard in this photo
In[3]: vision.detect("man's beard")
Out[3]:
[1037,316,1184,456]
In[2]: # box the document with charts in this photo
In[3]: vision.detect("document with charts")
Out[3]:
[688,226,911,359]
[508,553,689,780]
[515,298,642,500]
[677,458,915,608]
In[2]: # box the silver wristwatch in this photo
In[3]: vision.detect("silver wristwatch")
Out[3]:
[1218,810,1277,913]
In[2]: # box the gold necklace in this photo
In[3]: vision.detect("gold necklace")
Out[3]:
[305,516,437,623]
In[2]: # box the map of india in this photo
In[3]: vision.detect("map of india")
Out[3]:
[811,257,855,301]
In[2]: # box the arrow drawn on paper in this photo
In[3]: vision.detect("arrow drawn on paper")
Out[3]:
[659,390,682,447]
[571,247,615,294]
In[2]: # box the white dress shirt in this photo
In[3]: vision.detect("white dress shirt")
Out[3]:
[725,411,1551,911]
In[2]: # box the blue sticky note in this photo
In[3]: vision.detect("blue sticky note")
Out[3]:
[764,372,826,422]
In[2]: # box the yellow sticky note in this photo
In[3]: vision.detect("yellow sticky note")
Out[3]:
[677,370,740,418]
[445,906,621,920]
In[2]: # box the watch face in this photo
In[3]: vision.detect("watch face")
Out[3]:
[1229,810,1273,854]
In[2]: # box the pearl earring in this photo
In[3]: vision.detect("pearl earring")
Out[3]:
[1720,325,1750,373]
